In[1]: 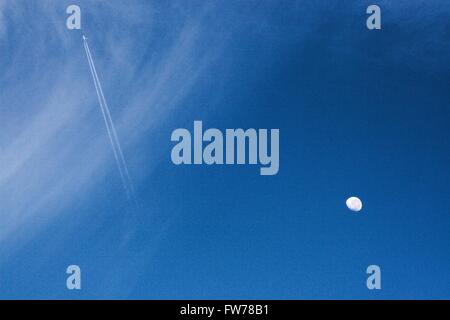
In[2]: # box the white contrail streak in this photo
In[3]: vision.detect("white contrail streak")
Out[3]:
[82,35,137,204]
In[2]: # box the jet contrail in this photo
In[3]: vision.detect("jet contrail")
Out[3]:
[82,35,137,204]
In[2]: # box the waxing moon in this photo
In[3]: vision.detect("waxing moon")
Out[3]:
[346,196,362,212]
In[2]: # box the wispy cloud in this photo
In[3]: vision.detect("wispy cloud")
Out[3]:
[0,1,228,252]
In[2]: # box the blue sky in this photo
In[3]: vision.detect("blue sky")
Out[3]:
[0,0,449,299]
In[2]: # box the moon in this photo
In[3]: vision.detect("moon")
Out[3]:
[346,196,362,212]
